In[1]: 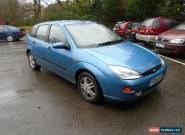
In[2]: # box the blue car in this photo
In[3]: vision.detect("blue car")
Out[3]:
[26,20,167,104]
[0,25,25,42]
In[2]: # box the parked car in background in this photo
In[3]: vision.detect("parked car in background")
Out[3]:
[125,22,140,40]
[0,19,6,25]
[154,22,185,56]
[26,20,167,104]
[113,21,133,37]
[0,25,25,42]
[136,17,182,43]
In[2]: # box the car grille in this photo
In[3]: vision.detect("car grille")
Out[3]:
[142,64,161,76]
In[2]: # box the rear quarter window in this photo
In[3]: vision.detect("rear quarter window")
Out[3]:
[30,26,38,37]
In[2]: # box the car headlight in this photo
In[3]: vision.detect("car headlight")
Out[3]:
[160,57,165,65]
[108,66,142,80]
[158,55,165,66]
[169,39,185,44]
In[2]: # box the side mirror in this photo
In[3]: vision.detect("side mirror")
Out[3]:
[52,42,68,49]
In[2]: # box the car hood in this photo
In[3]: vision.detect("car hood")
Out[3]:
[82,42,161,73]
[159,29,185,39]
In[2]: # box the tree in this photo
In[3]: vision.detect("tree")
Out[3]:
[125,0,161,20]
[0,0,20,25]
[158,0,185,17]
[33,0,41,21]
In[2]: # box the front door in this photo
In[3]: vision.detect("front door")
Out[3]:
[45,25,74,77]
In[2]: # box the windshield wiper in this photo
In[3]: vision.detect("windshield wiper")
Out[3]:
[97,39,124,47]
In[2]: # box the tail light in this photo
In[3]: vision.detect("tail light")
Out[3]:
[146,28,158,35]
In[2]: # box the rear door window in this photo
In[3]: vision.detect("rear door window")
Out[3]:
[36,25,49,41]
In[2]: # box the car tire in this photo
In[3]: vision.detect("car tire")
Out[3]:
[6,36,14,42]
[27,52,40,71]
[77,72,103,104]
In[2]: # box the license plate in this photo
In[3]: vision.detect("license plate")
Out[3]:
[149,74,163,86]
[156,43,165,48]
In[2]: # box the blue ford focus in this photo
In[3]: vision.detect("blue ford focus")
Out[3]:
[26,20,167,104]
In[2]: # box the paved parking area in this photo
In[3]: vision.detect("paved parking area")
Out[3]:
[0,41,185,135]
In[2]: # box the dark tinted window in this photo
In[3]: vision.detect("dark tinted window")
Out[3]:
[49,25,66,43]
[36,25,49,41]
[30,26,38,37]
[141,18,160,27]
[164,19,179,28]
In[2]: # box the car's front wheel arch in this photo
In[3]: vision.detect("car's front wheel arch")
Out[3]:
[75,69,104,103]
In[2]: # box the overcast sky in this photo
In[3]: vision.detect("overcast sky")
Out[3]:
[24,0,66,6]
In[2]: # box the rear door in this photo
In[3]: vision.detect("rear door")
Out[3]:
[33,24,50,66]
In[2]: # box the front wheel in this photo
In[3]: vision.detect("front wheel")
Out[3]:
[27,52,40,71]
[77,72,103,104]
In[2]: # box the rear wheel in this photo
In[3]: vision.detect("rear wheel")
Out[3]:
[27,52,40,71]
[6,36,14,42]
[77,72,103,104]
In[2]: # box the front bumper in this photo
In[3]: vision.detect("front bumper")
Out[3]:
[154,43,185,55]
[136,33,157,43]
[101,65,167,102]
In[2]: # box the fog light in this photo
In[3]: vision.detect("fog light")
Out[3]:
[122,87,134,93]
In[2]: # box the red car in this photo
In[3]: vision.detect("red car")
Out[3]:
[0,19,6,25]
[113,21,133,37]
[154,22,185,56]
[136,17,182,43]
[125,22,140,39]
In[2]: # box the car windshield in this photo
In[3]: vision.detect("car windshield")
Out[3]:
[66,23,122,48]
[174,23,185,30]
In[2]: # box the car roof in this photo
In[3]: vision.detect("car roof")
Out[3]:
[35,20,95,27]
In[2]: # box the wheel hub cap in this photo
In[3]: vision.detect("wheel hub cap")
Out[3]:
[80,77,95,99]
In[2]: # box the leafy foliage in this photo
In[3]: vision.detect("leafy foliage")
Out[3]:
[1,0,184,26]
